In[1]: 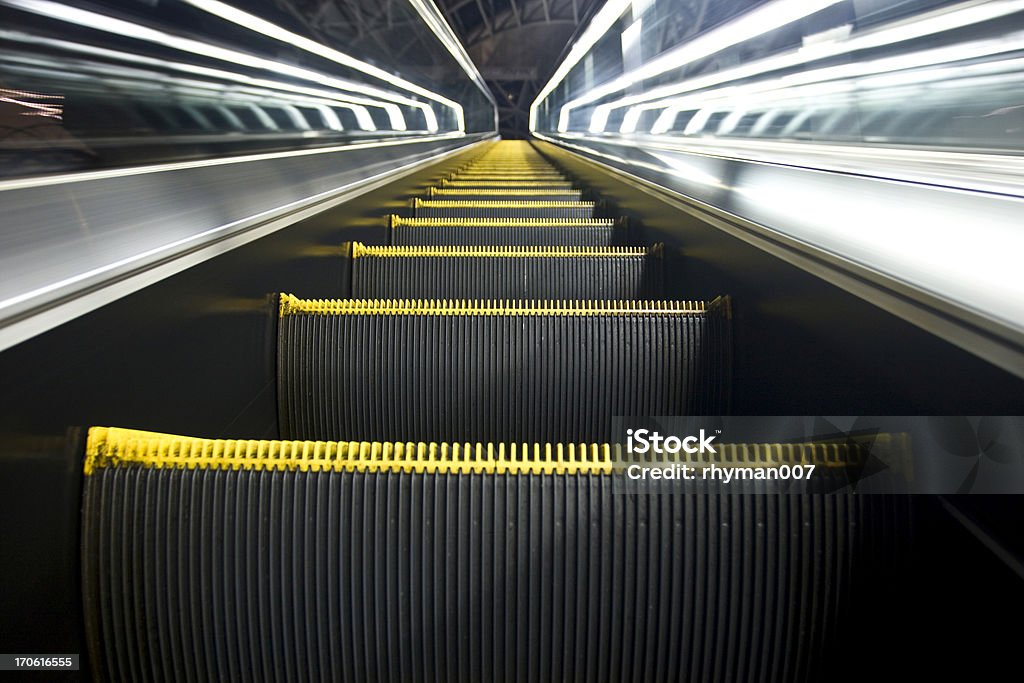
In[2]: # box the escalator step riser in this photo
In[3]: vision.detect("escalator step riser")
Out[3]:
[391,225,625,247]
[413,200,596,220]
[82,428,907,683]
[461,163,553,168]
[276,296,730,443]
[440,180,576,189]
[348,245,663,299]
[451,173,567,180]
[453,172,565,176]
[427,189,583,201]
[461,167,555,172]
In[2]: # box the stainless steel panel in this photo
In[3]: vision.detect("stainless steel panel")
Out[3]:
[0,133,494,350]
[536,134,1024,376]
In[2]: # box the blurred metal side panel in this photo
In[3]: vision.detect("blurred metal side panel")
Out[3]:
[534,135,1024,378]
[0,133,495,351]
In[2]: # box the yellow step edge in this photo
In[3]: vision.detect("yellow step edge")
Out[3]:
[428,188,581,197]
[440,181,575,188]
[85,427,883,475]
[452,175,566,180]
[347,241,657,258]
[278,293,722,317]
[388,216,616,227]
[452,172,565,178]
[413,199,594,208]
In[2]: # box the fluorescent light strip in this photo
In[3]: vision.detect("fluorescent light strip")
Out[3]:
[606,0,1024,133]
[0,30,387,130]
[11,49,383,131]
[406,0,496,125]
[183,0,453,132]
[1,0,434,131]
[637,32,1024,135]
[558,0,845,132]
[529,0,633,132]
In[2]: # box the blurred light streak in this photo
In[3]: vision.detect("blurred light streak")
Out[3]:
[406,0,495,128]
[604,0,1024,133]
[555,0,844,132]
[0,0,444,131]
[0,29,392,130]
[636,36,1024,135]
[0,87,63,119]
[529,0,633,132]
[183,0,454,131]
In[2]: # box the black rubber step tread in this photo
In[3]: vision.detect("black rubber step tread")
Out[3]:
[412,198,597,220]
[276,295,731,443]
[388,217,628,247]
[346,242,664,300]
[83,427,909,683]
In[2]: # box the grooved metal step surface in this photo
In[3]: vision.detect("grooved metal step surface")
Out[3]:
[277,295,731,442]
[413,198,597,220]
[388,216,627,247]
[81,140,766,683]
[83,427,907,683]
[347,242,663,300]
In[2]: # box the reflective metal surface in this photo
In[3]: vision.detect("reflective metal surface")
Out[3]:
[531,0,1024,375]
[0,133,494,351]
[0,0,497,177]
[536,133,1024,376]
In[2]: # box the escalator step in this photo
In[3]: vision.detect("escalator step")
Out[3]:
[440,180,575,189]
[450,172,566,179]
[388,216,627,247]
[276,295,731,442]
[413,199,596,219]
[427,188,583,201]
[82,426,906,683]
[460,161,552,167]
[346,242,663,300]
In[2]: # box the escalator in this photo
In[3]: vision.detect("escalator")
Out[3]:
[77,140,906,681]
[3,0,1023,674]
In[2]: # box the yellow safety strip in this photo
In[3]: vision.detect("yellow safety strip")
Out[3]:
[84,427,613,476]
[278,293,715,317]
[85,427,884,475]
[428,188,581,197]
[454,171,563,175]
[388,216,615,228]
[452,179,569,184]
[468,161,549,164]
[462,168,555,173]
[413,199,594,209]
[347,242,655,258]
[440,181,574,188]
[449,178,567,183]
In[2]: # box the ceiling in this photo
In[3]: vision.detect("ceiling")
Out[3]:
[266,0,599,136]
[435,0,602,137]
